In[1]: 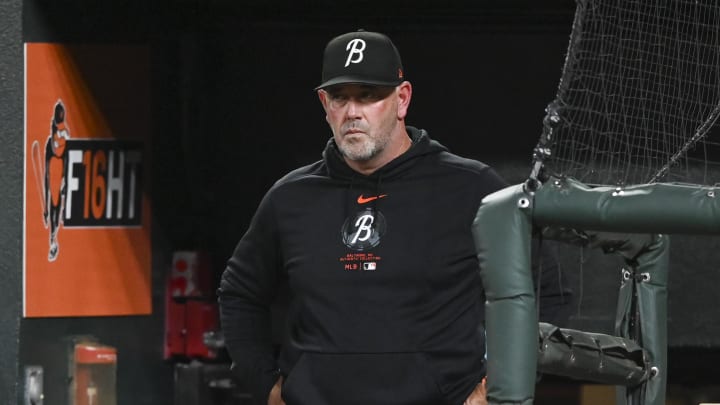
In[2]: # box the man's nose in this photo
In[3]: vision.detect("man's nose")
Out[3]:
[345,98,362,118]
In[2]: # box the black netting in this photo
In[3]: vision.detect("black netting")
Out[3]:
[540,0,720,186]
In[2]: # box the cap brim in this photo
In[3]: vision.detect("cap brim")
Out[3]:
[314,76,403,91]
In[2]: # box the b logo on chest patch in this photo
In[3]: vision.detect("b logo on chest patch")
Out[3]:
[341,208,386,251]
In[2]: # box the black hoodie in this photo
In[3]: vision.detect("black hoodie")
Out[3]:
[218,127,508,405]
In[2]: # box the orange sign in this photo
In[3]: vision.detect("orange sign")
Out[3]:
[24,43,151,317]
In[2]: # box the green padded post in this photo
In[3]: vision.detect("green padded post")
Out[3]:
[534,177,720,234]
[472,184,537,405]
[615,234,669,405]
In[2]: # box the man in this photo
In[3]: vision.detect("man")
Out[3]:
[218,30,521,405]
[43,100,70,261]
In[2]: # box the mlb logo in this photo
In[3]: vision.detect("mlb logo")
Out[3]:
[363,262,377,271]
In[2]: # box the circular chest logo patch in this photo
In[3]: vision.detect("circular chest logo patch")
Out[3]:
[341,208,386,251]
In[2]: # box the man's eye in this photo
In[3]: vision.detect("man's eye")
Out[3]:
[331,94,348,101]
[361,91,379,101]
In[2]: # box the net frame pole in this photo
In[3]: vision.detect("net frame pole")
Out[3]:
[475,178,678,405]
[534,176,720,234]
[614,234,668,405]
[472,184,537,405]
[534,178,673,405]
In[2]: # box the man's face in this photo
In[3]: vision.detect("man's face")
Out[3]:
[319,84,400,162]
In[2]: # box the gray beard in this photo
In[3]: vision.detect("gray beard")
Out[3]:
[338,137,380,161]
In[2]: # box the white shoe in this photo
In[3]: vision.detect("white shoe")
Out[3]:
[48,240,58,262]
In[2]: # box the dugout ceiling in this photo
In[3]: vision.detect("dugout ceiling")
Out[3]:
[23,0,576,42]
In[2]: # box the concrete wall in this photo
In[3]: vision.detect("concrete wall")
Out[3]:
[0,0,24,402]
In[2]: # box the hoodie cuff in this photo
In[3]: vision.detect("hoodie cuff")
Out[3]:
[254,367,281,405]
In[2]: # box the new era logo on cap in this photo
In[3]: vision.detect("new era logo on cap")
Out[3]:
[316,30,404,90]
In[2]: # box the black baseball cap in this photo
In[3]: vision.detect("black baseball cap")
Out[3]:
[315,30,405,90]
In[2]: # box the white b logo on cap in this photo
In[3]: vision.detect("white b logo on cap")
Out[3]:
[344,39,366,67]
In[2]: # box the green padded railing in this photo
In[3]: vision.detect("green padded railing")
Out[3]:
[472,176,683,404]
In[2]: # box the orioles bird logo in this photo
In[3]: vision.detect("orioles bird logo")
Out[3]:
[31,100,70,262]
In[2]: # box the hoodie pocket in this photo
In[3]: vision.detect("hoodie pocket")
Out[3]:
[281,352,446,405]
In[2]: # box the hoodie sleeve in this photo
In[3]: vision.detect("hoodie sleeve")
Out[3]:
[217,190,282,404]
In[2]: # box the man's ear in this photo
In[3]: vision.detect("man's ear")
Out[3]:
[318,90,328,109]
[396,82,412,120]
[317,90,330,122]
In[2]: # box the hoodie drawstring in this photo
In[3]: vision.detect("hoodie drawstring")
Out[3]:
[371,175,383,216]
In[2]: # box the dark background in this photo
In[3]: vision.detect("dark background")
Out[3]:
[4,0,719,403]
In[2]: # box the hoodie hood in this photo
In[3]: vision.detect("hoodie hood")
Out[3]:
[322,126,448,181]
